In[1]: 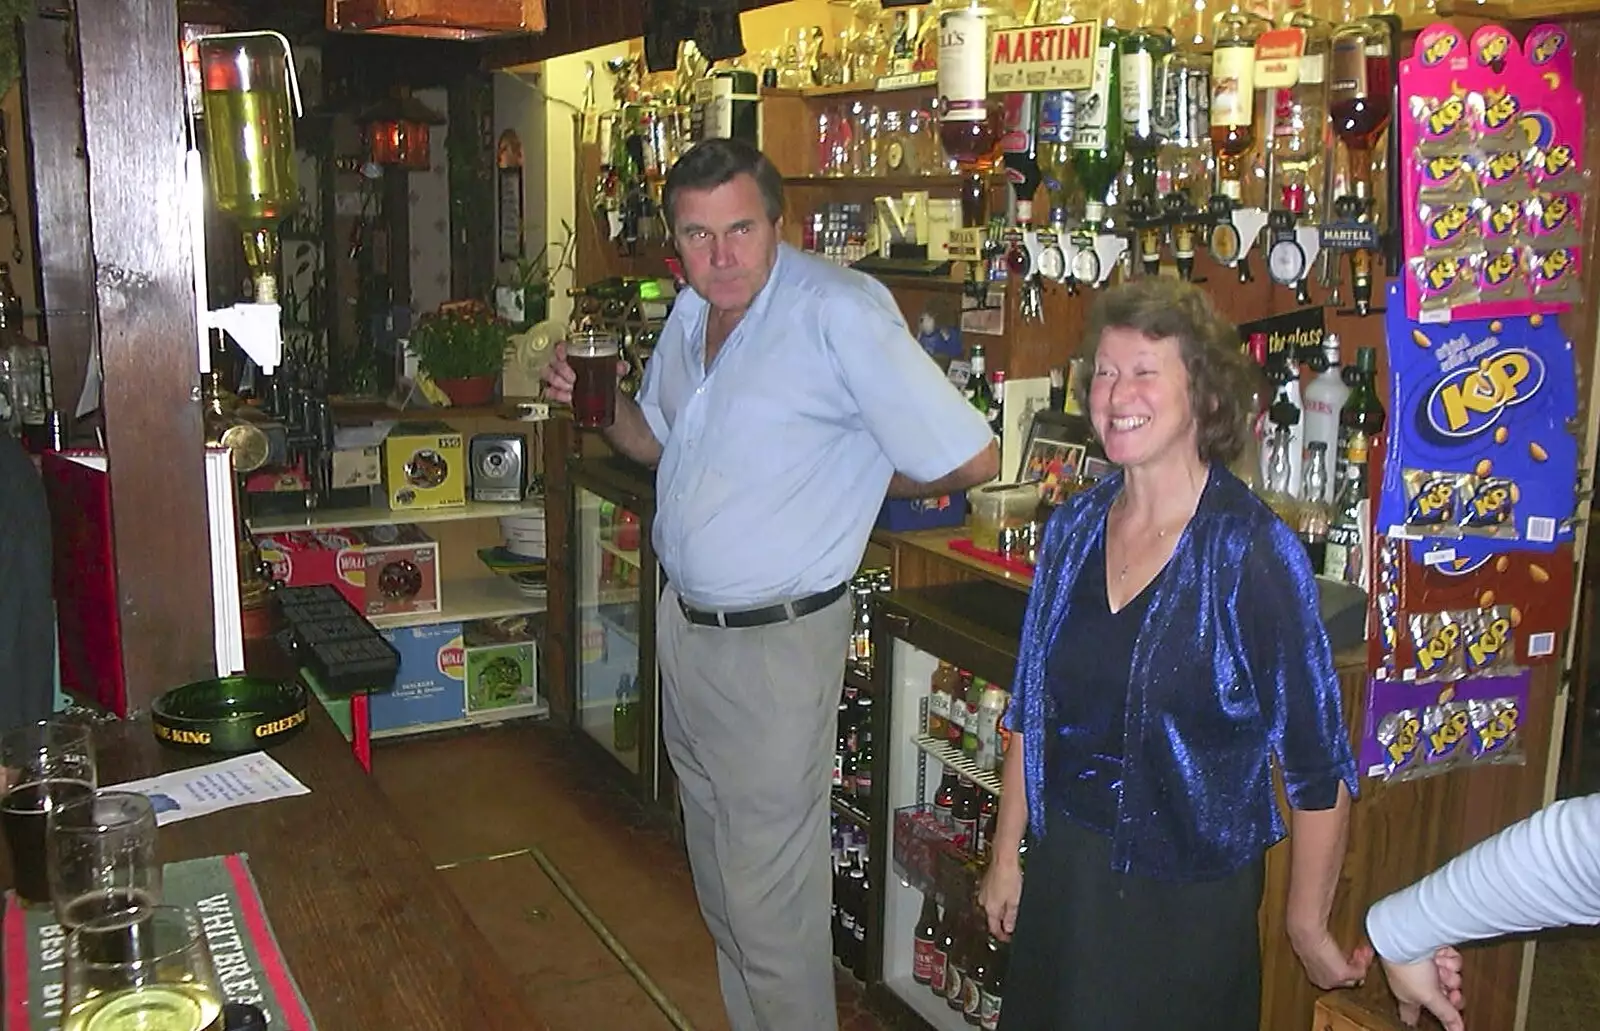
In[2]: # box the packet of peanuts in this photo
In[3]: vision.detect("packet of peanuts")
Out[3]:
[1360,671,1531,783]
[1397,541,1572,666]
[1379,283,1578,554]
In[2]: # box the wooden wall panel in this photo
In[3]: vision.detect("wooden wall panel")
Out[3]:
[1553,18,1600,791]
[541,414,576,720]
[77,0,217,707]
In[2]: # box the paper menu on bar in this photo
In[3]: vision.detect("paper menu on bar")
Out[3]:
[109,752,310,827]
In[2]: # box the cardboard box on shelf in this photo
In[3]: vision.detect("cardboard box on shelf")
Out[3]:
[363,526,441,619]
[383,422,466,511]
[331,445,384,489]
[463,615,540,714]
[369,623,467,733]
[257,525,440,619]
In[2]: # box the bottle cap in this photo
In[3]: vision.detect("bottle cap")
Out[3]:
[223,1003,269,1031]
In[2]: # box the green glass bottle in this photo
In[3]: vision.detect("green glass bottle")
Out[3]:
[1119,23,1172,206]
[613,675,639,754]
[1072,27,1124,227]
[1333,346,1386,496]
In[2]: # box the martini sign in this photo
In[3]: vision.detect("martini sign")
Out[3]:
[987,20,1100,93]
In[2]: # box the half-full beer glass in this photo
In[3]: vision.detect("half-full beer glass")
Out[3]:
[1,720,96,905]
[568,330,620,430]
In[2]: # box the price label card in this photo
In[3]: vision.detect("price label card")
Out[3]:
[876,70,938,91]
[945,227,986,261]
[1254,28,1306,89]
[988,21,1100,93]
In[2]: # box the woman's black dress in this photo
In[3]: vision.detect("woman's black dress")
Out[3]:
[997,538,1265,1031]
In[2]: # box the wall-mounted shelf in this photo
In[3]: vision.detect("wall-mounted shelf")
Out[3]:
[248,498,545,534]
[369,577,547,631]
[764,71,937,102]
[783,175,961,190]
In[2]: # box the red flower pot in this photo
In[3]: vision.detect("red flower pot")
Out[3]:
[435,375,497,406]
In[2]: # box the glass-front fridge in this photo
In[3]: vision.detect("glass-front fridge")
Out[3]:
[570,458,669,806]
[866,580,1028,1031]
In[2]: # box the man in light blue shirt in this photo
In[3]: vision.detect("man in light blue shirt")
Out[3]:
[545,138,995,1030]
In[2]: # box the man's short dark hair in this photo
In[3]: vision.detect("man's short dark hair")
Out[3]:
[662,138,784,233]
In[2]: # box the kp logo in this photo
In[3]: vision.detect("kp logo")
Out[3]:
[1422,31,1460,67]
[1425,349,1546,438]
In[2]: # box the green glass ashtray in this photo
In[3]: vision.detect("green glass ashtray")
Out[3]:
[150,676,309,754]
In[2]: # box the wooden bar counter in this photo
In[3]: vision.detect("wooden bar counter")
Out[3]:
[1,707,547,1031]
[875,526,1556,1031]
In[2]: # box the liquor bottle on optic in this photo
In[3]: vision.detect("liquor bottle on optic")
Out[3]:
[938,0,1003,228]
[1120,12,1175,273]
[1152,5,1212,279]
[1036,90,1080,232]
[1208,3,1271,204]
[1001,92,1042,229]
[1328,15,1394,314]
[1273,0,1332,225]
[1073,27,1125,230]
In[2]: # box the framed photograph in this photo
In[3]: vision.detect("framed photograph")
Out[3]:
[1018,410,1100,505]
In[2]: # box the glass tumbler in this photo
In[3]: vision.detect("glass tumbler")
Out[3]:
[48,790,163,930]
[1,720,97,905]
[63,905,225,1031]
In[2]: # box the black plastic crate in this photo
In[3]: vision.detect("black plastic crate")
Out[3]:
[308,636,400,696]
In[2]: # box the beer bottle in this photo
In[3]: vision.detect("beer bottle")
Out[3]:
[964,926,989,1024]
[834,854,853,963]
[953,784,980,850]
[847,862,867,973]
[934,770,959,829]
[913,894,941,985]
[967,346,995,417]
[854,732,874,805]
[931,907,957,997]
[979,937,1009,1029]
[944,915,972,1010]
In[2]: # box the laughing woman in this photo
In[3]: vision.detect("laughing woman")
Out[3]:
[977,279,1370,1031]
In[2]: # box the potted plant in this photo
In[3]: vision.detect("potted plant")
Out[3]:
[406,304,513,406]
[497,222,577,330]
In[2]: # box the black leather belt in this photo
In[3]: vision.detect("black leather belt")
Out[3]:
[678,582,849,629]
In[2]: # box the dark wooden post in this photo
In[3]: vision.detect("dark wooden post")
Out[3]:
[74,0,216,707]
[19,7,95,444]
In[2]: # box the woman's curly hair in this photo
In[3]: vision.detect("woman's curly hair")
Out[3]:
[1080,278,1254,467]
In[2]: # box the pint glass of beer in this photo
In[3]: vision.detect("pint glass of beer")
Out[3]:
[568,330,620,430]
[1,720,97,905]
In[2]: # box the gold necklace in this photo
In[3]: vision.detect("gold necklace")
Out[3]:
[1114,525,1168,581]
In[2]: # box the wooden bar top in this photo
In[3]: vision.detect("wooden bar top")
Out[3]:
[1,708,547,1031]
[874,526,1367,671]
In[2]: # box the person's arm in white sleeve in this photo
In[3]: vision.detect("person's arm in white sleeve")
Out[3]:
[1368,793,1600,962]
[1366,792,1600,1030]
